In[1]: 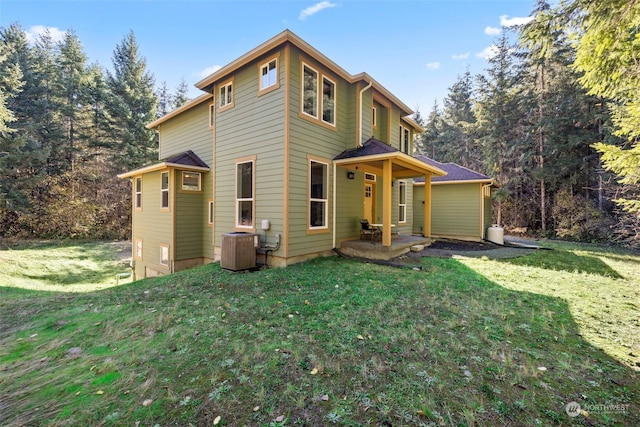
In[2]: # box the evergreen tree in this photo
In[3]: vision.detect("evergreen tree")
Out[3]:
[106,30,157,171]
[156,80,171,118]
[173,78,190,109]
[417,100,443,158]
[0,31,23,135]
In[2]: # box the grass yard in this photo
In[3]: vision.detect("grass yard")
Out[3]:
[0,240,638,426]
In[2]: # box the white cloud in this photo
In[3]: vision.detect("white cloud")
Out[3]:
[196,65,222,78]
[426,62,441,70]
[476,45,499,60]
[499,14,534,27]
[299,1,337,20]
[25,25,66,44]
[452,52,470,60]
[485,26,501,36]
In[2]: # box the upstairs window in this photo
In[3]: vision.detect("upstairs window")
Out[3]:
[322,76,335,125]
[260,58,277,90]
[161,171,169,209]
[135,177,142,209]
[302,64,318,117]
[399,125,411,154]
[372,106,377,127]
[301,62,337,128]
[219,80,233,111]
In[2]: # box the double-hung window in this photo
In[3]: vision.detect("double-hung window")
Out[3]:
[236,160,254,228]
[161,172,169,209]
[219,79,233,111]
[135,177,142,209]
[301,62,336,127]
[398,180,407,223]
[309,159,328,229]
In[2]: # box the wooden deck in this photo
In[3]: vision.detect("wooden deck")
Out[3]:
[339,234,432,261]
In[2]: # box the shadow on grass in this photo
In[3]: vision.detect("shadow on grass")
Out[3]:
[498,247,623,279]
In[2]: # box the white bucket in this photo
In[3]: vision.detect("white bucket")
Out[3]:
[486,225,504,245]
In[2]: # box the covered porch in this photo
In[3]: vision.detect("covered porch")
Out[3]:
[332,138,446,260]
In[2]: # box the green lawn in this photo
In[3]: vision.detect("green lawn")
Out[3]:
[0,240,638,426]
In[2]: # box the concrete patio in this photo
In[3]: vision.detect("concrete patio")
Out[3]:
[339,234,432,261]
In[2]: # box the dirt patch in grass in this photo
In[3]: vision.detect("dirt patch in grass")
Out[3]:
[405,237,537,260]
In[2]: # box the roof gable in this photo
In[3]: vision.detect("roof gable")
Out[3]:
[163,150,210,168]
[334,137,399,160]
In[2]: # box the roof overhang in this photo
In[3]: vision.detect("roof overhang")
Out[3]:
[117,162,210,179]
[146,93,212,129]
[335,152,447,179]
[414,178,500,187]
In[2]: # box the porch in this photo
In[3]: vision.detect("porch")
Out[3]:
[339,234,432,261]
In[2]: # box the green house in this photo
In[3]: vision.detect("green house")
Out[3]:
[118,30,445,278]
[413,155,498,241]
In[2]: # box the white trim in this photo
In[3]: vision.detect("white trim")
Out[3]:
[260,57,278,90]
[309,159,329,230]
[398,180,407,223]
[160,171,169,209]
[235,159,255,229]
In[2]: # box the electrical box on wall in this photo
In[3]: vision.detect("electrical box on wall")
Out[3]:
[261,219,270,230]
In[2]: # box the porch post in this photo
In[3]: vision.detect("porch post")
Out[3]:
[382,159,392,247]
[423,173,432,237]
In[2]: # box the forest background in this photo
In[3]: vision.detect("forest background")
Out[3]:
[1,0,638,248]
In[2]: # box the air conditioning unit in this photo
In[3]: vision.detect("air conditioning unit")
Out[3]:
[220,232,260,271]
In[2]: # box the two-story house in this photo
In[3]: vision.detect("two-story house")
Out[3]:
[118,30,445,278]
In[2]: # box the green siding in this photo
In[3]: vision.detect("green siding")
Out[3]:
[214,49,286,251]
[132,171,173,277]
[159,101,213,166]
[175,171,206,260]
[413,185,425,235]
[431,183,482,239]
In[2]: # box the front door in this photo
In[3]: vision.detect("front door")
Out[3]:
[363,182,375,223]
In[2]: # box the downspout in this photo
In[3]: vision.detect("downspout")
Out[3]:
[332,162,337,249]
[358,80,373,146]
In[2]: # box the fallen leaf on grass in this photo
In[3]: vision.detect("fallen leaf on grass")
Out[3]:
[320,394,329,401]
[310,368,318,375]
[253,405,260,412]
[357,334,364,340]
[213,415,221,425]
[142,399,153,407]
[275,415,285,422]
[96,390,104,395]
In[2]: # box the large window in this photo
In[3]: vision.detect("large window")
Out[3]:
[398,180,407,223]
[236,160,254,228]
[260,58,277,90]
[309,160,328,229]
[301,62,336,128]
[219,80,233,110]
[135,177,142,209]
[161,171,169,209]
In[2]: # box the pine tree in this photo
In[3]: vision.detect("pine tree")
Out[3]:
[417,100,442,158]
[106,30,157,171]
[173,78,190,109]
[156,80,171,118]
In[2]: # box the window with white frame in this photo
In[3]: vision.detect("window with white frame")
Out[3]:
[135,177,142,209]
[181,171,201,191]
[260,58,277,90]
[399,125,410,154]
[135,238,143,259]
[236,160,254,228]
[160,244,169,267]
[398,180,407,223]
[219,80,233,109]
[322,76,335,125]
[208,102,215,128]
[161,171,169,209]
[301,63,337,128]
[302,64,318,117]
[309,160,328,228]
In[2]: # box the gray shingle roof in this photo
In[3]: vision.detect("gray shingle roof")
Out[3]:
[414,155,490,183]
[163,150,209,169]
[334,137,398,160]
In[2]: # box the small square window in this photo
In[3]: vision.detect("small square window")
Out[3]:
[219,80,233,110]
[260,59,277,90]
[182,171,201,191]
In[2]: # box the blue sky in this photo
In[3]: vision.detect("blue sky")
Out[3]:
[1,0,536,114]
